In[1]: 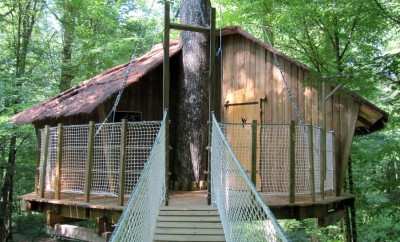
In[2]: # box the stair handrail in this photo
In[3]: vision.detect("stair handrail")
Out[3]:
[211,114,289,242]
[110,111,167,242]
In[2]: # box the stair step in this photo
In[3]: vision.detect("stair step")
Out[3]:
[156,228,224,235]
[154,234,225,242]
[160,207,217,211]
[159,210,219,216]
[158,216,220,222]
[157,222,223,229]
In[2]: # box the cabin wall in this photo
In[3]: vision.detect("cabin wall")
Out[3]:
[221,34,360,195]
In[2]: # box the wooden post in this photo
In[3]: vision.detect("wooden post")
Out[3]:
[163,1,170,205]
[320,83,327,200]
[207,7,216,205]
[118,119,127,206]
[289,121,296,203]
[84,121,95,203]
[54,123,63,200]
[308,125,316,202]
[251,120,257,185]
[163,2,170,112]
[39,125,50,198]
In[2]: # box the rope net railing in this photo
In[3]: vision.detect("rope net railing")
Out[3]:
[39,120,161,197]
[220,122,335,196]
[110,112,166,242]
[211,115,289,242]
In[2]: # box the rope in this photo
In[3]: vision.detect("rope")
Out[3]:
[263,33,303,124]
[95,4,161,136]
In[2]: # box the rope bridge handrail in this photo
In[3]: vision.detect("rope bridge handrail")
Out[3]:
[211,114,289,242]
[110,112,167,242]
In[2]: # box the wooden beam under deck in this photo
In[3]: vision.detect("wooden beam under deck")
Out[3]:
[262,193,354,221]
[20,192,125,224]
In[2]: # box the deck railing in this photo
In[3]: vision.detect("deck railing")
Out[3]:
[211,114,289,242]
[110,112,166,242]
[220,121,335,202]
[37,120,161,204]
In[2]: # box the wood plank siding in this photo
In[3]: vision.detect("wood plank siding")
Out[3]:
[221,34,360,195]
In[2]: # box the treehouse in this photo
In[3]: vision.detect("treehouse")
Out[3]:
[12,26,387,238]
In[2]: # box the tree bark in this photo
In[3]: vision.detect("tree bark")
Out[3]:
[0,1,43,240]
[59,0,77,92]
[173,0,211,190]
[0,136,16,242]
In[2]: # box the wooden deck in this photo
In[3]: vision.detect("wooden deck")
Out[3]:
[21,189,354,230]
[21,192,127,225]
[262,192,355,223]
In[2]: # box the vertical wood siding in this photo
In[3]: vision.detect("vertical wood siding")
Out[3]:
[221,34,360,195]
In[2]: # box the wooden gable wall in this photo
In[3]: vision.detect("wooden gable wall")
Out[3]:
[220,34,360,195]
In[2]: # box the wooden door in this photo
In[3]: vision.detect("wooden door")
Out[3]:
[223,101,260,182]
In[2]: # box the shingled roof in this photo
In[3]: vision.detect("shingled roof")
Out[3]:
[11,40,181,124]
[11,27,388,134]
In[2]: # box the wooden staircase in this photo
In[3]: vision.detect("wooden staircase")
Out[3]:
[154,207,226,242]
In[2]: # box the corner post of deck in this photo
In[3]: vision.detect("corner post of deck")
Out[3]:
[54,123,64,200]
[163,1,170,206]
[118,119,128,206]
[84,121,95,203]
[39,125,50,198]
[289,121,296,204]
[308,125,316,202]
[251,120,257,186]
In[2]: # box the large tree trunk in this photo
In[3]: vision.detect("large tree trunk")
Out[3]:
[173,0,211,190]
[59,0,77,91]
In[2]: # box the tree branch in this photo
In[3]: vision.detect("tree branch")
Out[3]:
[374,0,400,25]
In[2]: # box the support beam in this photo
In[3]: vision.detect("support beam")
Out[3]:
[163,1,170,205]
[84,121,95,203]
[39,125,50,198]
[118,119,127,206]
[170,23,210,33]
[207,7,216,205]
[54,123,63,200]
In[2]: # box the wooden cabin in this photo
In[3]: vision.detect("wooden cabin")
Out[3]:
[12,27,387,232]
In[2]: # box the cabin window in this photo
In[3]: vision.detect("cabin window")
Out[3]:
[114,111,142,122]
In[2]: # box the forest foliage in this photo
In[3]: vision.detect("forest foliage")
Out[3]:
[0,0,399,241]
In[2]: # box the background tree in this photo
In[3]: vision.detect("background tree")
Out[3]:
[0,1,44,241]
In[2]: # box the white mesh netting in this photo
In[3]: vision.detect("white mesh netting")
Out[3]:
[212,115,288,242]
[220,122,335,196]
[110,113,166,242]
[40,120,161,197]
